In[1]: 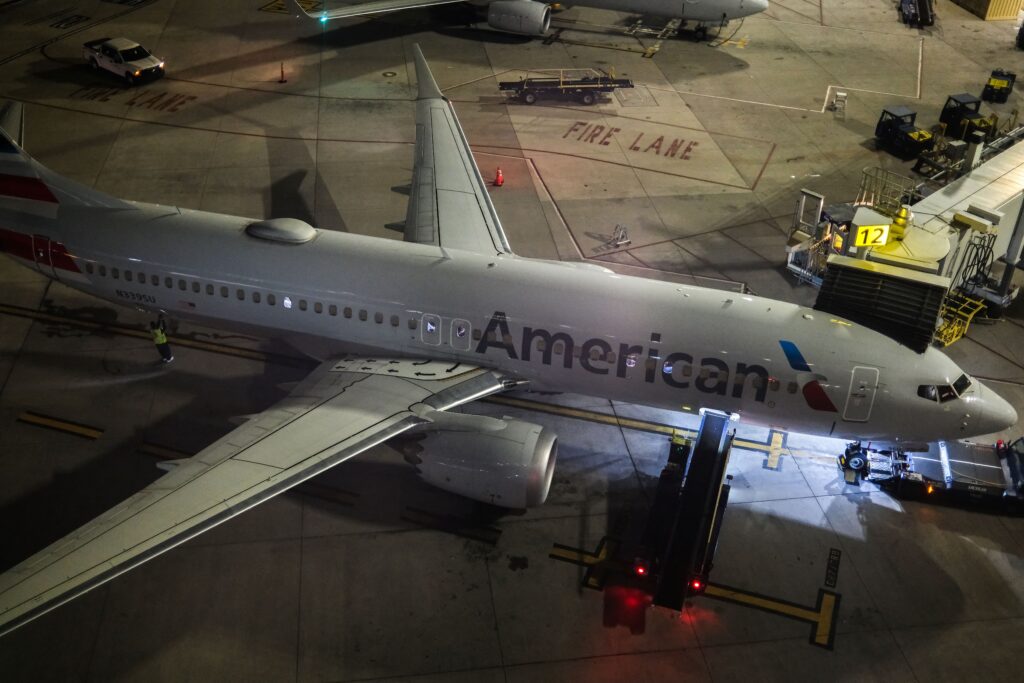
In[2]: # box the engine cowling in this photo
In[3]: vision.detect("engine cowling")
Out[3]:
[487,1,551,36]
[409,418,558,508]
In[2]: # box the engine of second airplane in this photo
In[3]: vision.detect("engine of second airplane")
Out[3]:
[487,1,552,36]
[404,418,558,508]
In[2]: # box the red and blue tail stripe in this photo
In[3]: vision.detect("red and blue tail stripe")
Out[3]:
[780,340,838,412]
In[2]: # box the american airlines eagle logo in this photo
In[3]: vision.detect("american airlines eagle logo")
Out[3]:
[779,340,838,412]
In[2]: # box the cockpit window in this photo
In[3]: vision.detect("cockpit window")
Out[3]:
[918,377,970,403]
[953,373,972,396]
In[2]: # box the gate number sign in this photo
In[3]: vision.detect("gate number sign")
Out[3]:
[854,223,890,247]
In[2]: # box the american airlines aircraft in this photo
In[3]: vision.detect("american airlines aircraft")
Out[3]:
[288,0,769,37]
[0,46,1016,636]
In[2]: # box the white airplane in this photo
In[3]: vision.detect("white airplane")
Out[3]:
[287,0,769,37]
[0,46,1016,637]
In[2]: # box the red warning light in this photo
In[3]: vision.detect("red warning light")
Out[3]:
[689,578,704,593]
[633,560,649,577]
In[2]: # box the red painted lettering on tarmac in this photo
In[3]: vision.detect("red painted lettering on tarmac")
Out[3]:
[599,127,620,145]
[585,125,604,143]
[167,95,196,112]
[680,141,698,160]
[644,136,664,154]
[563,121,585,138]
[629,133,644,151]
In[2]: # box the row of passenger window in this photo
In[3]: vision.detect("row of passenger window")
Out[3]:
[83,260,418,329]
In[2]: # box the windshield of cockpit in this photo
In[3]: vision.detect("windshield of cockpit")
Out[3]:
[917,373,972,403]
[119,46,150,61]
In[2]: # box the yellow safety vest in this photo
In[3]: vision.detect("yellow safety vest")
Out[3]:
[152,328,167,345]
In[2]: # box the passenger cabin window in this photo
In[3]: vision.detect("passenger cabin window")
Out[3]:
[111,268,119,279]
[99,265,107,276]
[178,280,186,291]
[314,302,323,314]
[192,282,200,293]
[344,307,352,319]
[329,304,337,316]
[253,292,261,304]
[237,289,245,300]
[86,263,94,274]
[206,284,214,295]
[125,271,133,282]
[268,294,276,306]
[359,310,367,321]
[165,277,173,288]
[300,300,308,311]
[374,312,382,324]
[221,286,229,298]
[151,275,159,286]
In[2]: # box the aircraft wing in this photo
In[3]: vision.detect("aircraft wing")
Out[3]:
[288,0,465,21]
[0,357,508,636]
[404,45,513,255]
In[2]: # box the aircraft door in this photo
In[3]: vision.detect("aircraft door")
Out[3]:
[842,366,879,422]
[31,234,57,279]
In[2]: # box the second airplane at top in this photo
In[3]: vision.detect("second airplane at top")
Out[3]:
[289,0,769,37]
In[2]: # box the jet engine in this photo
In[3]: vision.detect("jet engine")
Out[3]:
[487,1,551,36]
[404,418,558,508]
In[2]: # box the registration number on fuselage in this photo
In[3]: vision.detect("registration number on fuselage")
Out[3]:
[115,289,157,305]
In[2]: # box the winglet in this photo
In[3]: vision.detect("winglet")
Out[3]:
[412,44,444,101]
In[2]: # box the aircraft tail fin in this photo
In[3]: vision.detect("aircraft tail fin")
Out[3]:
[0,99,130,210]
[0,100,24,149]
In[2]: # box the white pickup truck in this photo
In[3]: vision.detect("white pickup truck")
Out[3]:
[83,37,164,86]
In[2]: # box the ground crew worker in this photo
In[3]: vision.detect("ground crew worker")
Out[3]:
[150,316,173,363]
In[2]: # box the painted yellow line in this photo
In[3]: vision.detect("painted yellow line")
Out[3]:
[549,541,610,566]
[485,395,687,437]
[138,442,191,460]
[485,395,781,454]
[17,411,103,440]
[765,431,786,469]
[0,303,310,367]
[704,583,840,649]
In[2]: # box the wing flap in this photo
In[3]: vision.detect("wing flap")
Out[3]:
[0,359,507,636]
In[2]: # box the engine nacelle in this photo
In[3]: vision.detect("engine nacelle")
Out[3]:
[487,1,551,36]
[410,418,558,508]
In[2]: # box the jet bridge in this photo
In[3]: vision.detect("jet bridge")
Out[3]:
[600,409,735,630]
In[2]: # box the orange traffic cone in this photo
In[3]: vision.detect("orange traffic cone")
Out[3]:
[494,167,504,187]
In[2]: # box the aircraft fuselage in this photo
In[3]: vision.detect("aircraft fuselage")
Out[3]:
[1,199,1009,443]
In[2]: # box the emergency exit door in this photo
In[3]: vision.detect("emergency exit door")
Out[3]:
[843,366,879,422]
[31,234,57,279]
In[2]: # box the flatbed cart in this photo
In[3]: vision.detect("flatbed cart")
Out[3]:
[839,438,1024,513]
[499,69,633,105]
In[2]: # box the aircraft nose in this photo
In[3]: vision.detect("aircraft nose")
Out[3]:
[974,383,1018,435]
